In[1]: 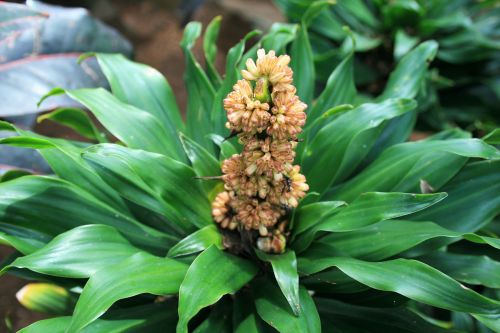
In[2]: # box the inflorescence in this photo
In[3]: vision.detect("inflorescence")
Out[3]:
[212,49,309,253]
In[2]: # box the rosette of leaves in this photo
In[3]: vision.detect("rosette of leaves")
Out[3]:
[0,15,500,333]
[273,0,500,133]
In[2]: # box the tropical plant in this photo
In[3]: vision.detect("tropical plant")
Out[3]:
[1,14,500,333]
[273,0,500,133]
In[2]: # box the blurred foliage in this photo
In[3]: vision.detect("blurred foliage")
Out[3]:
[274,0,500,133]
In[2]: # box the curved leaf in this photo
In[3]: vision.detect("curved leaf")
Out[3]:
[167,225,223,258]
[177,246,258,333]
[66,253,187,332]
[0,176,171,252]
[254,278,320,333]
[4,225,143,278]
[256,250,300,316]
[94,53,185,162]
[298,256,500,315]
[302,98,417,193]
[82,144,211,234]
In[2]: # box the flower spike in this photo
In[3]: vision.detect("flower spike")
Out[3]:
[213,49,308,253]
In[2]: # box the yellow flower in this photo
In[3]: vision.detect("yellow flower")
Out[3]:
[267,91,307,140]
[242,49,294,93]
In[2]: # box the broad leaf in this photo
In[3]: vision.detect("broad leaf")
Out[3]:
[177,246,258,333]
[66,253,187,332]
[298,256,500,315]
[4,225,143,278]
[0,176,171,252]
[302,98,417,193]
[82,144,211,234]
[256,250,301,316]
[167,225,223,258]
[94,53,186,162]
[254,278,320,333]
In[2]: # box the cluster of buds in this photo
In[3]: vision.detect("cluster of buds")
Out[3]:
[212,49,309,253]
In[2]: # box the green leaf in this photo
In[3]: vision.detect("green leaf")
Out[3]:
[329,139,500,202]
[380,41,438,100]
[177,246,258,333]
[181,22,216,152]
[0,136,55,148]
[290,1,332,106]
[37,108,105,142]
[307,54,356,127]
[167,225,223,258]
[256,250,300,316]
[418,252,500,288]
[19,302,178,333]
[316,298,451,333]
[94,53,186,162]
[394,29,420,60]
[82,144,211,234]
[66,252,187,332]
[179,133,221,195]
[0,126,131,214]
[209,134,238,161]
[316,219,500,262]
[298,256,500,315]
[292,192,447,253]
[203,16,223,88]
[233,291,262,333]
[292,201,346,237]
[366,41,438,161]
[254,278,320,333]
[4,225,143,278]
[193,297,232,333]
[302,98,417,193]
[0,176,171,253]
[409,160,500,232]
[44,88,179,158]
[483,129,500,144]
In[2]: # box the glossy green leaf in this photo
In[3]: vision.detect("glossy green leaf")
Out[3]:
[394,29,420,60]
[366,41,439,163]
[0,125,131,214]
[209,134,238,161]
[180,133,221,195]
[37,108,105,142]
[483,129,500,144]
[82,144,211,234]
[66,252,187,332]
[167,225,223,258]
[4,225,143,278]
[307,54,356,127]
[233,291,262,333]
[181,22,216,152]
[409,160,500,232]
[0,229,44,255]
[94,53,185,162]
[292,201,346,237]
[254,278,320,333]
[177,246,258,333]
[329,139,500,202]
[193,297,232,333]
[203,16,223,88]
[0,176,171,252]
[317,298,451,333]
[316,219,500,262]
[298,256,500,315]
[293,192,446,253]
[19,302,178,333]
[256,250,300,316]
[42,87,178,157]
[418,252,500,288]
[302,98,416,193]
[290,1,331,105]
